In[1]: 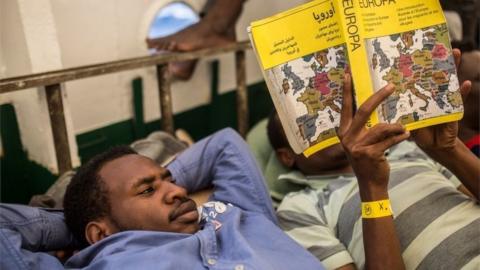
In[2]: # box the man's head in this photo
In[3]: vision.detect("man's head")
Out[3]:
[267,110,351,175]
[63,146,199,247]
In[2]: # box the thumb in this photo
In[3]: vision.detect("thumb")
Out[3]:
[459,80,472,104]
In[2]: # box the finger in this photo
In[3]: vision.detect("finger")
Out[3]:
[459,80,472,104]
[339,73,353,136]
[452,48,461,70]
[349,83,395,134]
[371,130,410,152]
[361,123,406,145]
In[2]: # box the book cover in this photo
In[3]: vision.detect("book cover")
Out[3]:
[249,0,463,156]
[249,0,349,156]
[342,0,463,128]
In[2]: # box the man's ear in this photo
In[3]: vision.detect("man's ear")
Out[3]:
[85,220,116,245]
[275,147,296,168]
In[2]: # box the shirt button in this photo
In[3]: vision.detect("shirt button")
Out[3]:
[207,259,217,265]
[235,264,244,270]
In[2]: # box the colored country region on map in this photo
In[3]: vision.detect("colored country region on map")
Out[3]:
[398,112,420,125]
[314,50,329,68]
[380,95,401,123]
[281,63,305,95]
[373,39,390,72]
[382,68,405,93]
[447,91,463,109]
[431,71,449,85]
[312,67,344,96]
[401,31,415,49]
[296,114,318,142]
[313,128,337,143]
[412,50,433,67]
[302,53,315,62]
[327,67,344,83]
[431,24,451,49]
[432,43,449,61]
[313,72,331,95]
[297,87,322,115]
[431,86,448,109]
[296,86,341,115]
[336,50,348,69]
[433,55,455,74]
[398,53,414,78]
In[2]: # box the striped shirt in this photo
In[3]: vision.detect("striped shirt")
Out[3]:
[277,141,480,270]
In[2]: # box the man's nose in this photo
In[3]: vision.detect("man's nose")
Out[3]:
[164,184,188,204]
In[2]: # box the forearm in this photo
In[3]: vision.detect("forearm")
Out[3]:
[426,139,480,200]
[0,204,75,251]
[203,0,246,34]
[359,185,405,270]
[167,128,276,220]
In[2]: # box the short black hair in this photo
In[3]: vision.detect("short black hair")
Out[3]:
[63,146,137,247]
[267,110,290,150]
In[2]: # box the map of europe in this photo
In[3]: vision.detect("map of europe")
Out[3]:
[266,44,348,150]
[366,23,463,124]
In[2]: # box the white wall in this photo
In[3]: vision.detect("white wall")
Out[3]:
[1,0,306,171]
[0,0,79,172]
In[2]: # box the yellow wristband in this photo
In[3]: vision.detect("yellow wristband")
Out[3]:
[361,199,392,219]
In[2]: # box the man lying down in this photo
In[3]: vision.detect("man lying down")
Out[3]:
[3,71,476,270]
[0,128,326,269]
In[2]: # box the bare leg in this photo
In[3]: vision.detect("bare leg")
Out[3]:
[147,0,246,80]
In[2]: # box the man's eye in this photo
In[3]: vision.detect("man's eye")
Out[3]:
[139,187,154,195]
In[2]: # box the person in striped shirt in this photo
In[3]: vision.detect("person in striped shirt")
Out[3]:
[270,50,479,269]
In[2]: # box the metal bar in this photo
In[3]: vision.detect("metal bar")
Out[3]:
[45,84,72,174]
[235,50,248,137]
[1,41,252,93]
[156,64,174,135]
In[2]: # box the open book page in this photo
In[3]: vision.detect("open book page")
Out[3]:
[249,0,347,156]
[341,0,463,129]
[366,24,462,125]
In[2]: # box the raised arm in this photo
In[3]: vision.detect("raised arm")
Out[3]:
[167,128,277,223]
[412,49,479,200]
[337,75,408,270]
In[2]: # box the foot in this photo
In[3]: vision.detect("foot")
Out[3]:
[147,20,235,80]
[147,20,234,51]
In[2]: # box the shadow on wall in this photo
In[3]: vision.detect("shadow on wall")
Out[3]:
[0,104,57,204]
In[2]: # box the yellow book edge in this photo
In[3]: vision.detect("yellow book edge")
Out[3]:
[303,136,340,157]
[402,112,463,131]
[302,111,463,158]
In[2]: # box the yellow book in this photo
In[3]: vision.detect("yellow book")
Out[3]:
[249,0,463,157]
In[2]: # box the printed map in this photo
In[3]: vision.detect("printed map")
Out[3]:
[366,23,463,124]
[266,44,348,149]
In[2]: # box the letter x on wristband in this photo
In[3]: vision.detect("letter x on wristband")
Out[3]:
[361,199,393,218]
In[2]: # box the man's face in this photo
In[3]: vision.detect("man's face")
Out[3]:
[294,143,350,175]
[98,154,199,235]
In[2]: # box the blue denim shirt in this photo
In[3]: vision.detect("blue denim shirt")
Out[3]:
[0,128,324,269]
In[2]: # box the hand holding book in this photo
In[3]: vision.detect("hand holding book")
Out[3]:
[411,49,472,155]
[338,74,410,198]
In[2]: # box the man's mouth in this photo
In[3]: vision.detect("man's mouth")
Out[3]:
[169,199,198,223]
